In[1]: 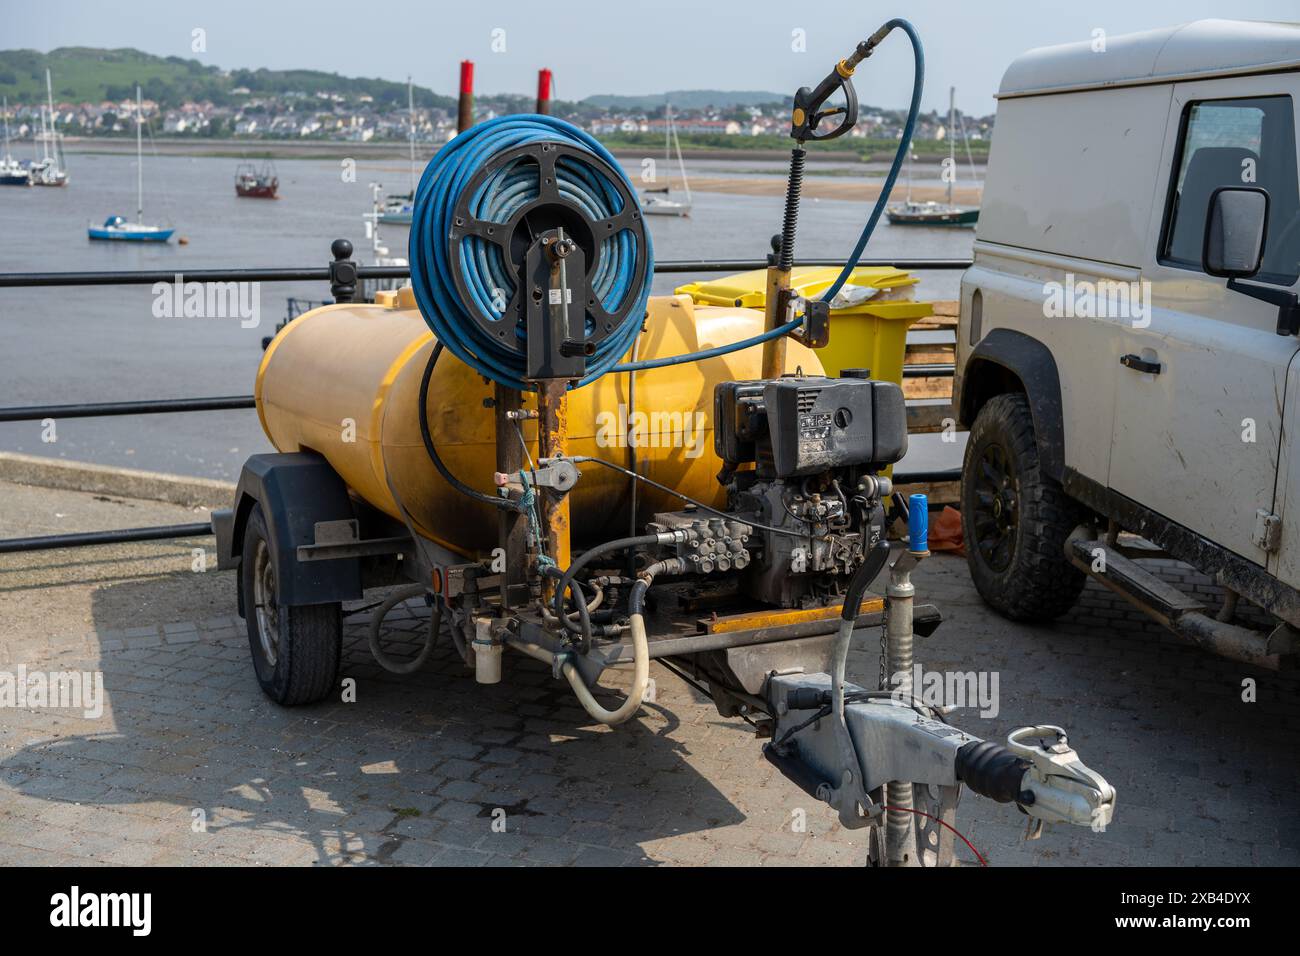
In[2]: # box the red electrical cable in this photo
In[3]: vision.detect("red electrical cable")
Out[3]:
[882,805,988,866]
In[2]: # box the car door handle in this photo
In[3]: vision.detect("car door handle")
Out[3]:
[1120,354,1161,374]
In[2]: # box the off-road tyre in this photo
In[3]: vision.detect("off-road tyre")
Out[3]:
[961,392,1086,621]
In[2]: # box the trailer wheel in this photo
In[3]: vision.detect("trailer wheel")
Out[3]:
[961,392,1085,621]
[240,504,342,705]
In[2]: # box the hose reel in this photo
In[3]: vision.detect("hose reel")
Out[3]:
[410,116,653,391]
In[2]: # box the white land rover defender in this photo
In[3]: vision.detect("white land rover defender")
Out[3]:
[955,20,1300,668]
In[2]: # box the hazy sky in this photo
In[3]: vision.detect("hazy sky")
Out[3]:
[7,1,1299,114]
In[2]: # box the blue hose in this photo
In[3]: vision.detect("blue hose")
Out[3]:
[610,316,803,373]
[614,17,925,374]
[820,18,924,305]
[408,115,652,391]
[409,22,922,386]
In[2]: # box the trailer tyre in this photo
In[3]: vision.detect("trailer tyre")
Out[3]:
[961,392,1085,621]
[240,504,342,705]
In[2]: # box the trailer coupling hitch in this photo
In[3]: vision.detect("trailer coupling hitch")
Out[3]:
[1006,725,1116,838]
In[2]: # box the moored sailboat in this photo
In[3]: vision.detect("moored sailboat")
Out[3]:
[88,86,173,242]
[641,103,691,217]
[886,86,979,227]
[0,97,29,186]
[378,77,418,225]
[31,70,69,187]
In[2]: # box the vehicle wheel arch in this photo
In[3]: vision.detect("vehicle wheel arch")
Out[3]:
[960,328,1066,483]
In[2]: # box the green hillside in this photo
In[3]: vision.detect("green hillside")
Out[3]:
[0,47,457,109]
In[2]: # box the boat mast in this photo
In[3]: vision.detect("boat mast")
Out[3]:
[45,68,64,175]
[2,96,10,158]
[664,102,671,170]
[946,86,955,209]
[45,69,55,164]
[667,104,690,205]
[136,85,144,222]
[407,76,416,196]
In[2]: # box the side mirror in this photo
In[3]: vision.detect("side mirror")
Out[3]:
[1205,186,1300,336]
[1202,186,1269,278]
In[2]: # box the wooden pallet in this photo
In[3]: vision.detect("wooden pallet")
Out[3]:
[904,300,959,427]
[899,300,961,505]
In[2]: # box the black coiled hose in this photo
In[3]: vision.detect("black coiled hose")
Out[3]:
[777,147,806,270]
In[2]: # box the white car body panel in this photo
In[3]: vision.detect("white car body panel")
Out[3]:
[961,19,1300,585]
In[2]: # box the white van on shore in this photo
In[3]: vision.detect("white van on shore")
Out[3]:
[954,19,1300,668]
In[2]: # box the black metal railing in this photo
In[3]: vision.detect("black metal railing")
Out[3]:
[0,253,971,552]
[0,258,973,288]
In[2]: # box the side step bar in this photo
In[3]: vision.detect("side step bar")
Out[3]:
[1067,538,1295,670]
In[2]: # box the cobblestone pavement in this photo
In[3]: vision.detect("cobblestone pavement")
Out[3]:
[0,544,1298,867]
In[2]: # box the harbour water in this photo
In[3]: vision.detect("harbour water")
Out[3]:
[0,150,976,481]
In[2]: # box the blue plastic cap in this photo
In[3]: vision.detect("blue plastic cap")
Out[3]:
[908,493,929,552]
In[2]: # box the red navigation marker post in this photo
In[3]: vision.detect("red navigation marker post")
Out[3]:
[458,60,475,133]
[536,68,553,115]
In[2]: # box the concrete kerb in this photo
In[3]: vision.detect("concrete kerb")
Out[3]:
[0,452,235,511]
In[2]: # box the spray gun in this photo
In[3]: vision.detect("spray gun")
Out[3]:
[762,22,917,377]
[790,41,871,143]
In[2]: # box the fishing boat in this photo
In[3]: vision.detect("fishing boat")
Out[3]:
[0,97,28,186]
[886,86,979,227]
[31,70,69,187]
[378,77,418,226]
[641,104,691,217]
[88,86,173,242]
[235,159,279,198]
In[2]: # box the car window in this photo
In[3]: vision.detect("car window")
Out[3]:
[1160,96,1299,286]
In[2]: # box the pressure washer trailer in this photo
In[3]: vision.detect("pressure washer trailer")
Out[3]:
[212,19,1116,867]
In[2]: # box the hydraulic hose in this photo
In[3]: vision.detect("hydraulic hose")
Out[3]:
[541,565,615,651]
[409,115,652,391]
[558,558,681,726]
[551,534,662,626]
[368,584,440,675]
[561,617,649,726]
[507,560,671,725]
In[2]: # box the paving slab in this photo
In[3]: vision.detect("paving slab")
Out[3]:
[1,480,1298,866]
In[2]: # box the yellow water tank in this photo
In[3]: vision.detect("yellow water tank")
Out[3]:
[255,291,824,557]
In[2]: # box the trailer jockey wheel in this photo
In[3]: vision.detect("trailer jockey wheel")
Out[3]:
[913,782,962,867]
[240,503,342,705]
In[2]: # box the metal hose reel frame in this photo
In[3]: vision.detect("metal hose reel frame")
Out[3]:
[409,115,653,391]
[446,140,649,360]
